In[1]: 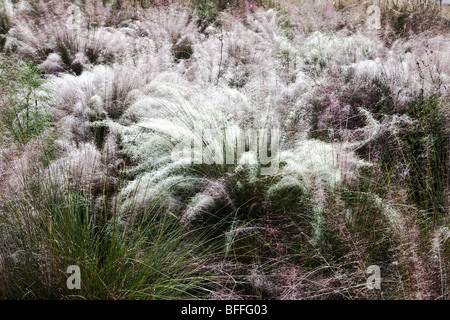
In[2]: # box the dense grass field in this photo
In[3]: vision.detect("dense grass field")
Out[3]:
[0,0,448,300]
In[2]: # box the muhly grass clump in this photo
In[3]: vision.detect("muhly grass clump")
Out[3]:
[0,136,225,299]
[0,0,449,299]
[0,180,222,299]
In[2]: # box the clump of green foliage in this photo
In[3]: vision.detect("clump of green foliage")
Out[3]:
[0,172,220,299]
[404,96,448,225]
[0,57,53,144]
[0,9,10,50]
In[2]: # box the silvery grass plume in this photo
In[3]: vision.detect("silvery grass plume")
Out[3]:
[99,79,374,252]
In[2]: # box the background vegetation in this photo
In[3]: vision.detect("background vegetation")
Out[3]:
[0,0,448,299]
